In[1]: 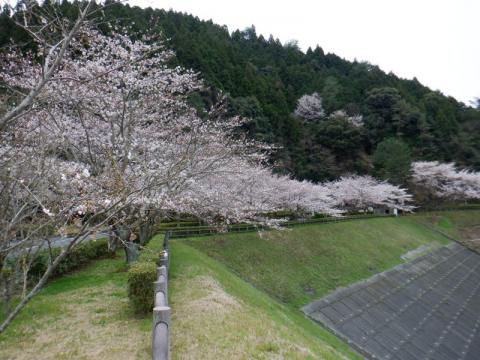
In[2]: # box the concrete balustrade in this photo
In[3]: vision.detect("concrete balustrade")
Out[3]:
[152,306,170,360]
[152,232,171,360]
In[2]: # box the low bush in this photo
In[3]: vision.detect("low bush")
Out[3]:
[127,234,165,314]
[127,261,158,313]
[29,238,109,279]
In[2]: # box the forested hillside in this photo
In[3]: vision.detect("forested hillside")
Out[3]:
[2,1,479,182]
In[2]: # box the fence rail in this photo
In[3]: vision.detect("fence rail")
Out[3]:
[164,213,397,238]
[415,204,480,212]
[160,205,480,239]
[152,231,171,360]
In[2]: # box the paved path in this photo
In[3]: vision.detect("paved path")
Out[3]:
[303,243,480,360]
[45,231,109,249]
[7,231,109,258]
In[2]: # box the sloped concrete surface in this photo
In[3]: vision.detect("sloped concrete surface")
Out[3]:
[303,243,480,360]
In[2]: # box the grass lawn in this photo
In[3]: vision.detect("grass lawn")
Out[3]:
[184,216,451,309]
[0,254,152,360]
[169,241,361,359]
[412,210,480,251]
[0,241,360,359]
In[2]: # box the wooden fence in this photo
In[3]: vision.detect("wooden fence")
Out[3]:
[152,231,171,360]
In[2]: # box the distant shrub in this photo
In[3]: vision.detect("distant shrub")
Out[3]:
[29,239,109,279]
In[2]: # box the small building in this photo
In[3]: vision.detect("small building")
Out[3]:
[373,206,399,216]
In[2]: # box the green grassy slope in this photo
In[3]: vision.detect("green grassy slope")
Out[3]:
[0,254,152,360]
[169,242,361,359]
[2,212,473,359]
[412,210,480,251]
[0,240,360,359]
[185,216,450,309]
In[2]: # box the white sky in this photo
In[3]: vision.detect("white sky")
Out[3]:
[127,0,480,105]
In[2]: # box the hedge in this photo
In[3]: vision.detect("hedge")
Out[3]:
[127,233,165,314]
[29,238,109,279]
[127,261,158,313]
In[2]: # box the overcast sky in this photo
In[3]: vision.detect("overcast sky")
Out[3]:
[126,0,479,105]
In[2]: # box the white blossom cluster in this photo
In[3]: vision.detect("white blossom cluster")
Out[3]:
[411,161,480,201]
[294,93,363,127]
[173,169,415,224]
[293,92,325,120]
[325,175,414,212]
[329,110,364,127]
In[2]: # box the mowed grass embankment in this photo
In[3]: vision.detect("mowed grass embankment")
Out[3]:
[0,253,152,360]
[184,216,451,309]
[412,210,480,251]
[0,239,360,359]
[168,241,361,359]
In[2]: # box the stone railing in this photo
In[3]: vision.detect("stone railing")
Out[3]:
[152,231,171,360]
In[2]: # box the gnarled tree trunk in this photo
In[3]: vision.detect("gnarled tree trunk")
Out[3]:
[124,241,139,264]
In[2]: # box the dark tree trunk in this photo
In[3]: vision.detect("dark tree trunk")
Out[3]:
[107,229,120,254]
[112,224,141,264]
[0,268,13,316]
[124,242,139,264]
[115,226,131,243]
[138,220,154,246]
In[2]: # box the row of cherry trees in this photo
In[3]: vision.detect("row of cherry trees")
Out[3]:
[0,25,416,254]
[293,93,480,205]
[411,161,480,203]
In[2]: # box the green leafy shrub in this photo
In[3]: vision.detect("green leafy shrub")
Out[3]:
[127,261,158,313]
[29,239,109,279]
[127,234,165,313]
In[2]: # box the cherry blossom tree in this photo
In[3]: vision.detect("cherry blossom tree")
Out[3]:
[179,161,340,224]
[0,137,126,332]
[329,110,364,127]
[294,92,325,120]
[324,175,414,212]
[0,1,111,332]
[0,25,290,331]
[411,161,480,203]
[3,26,268,236]
[183,169,415,222]
[0,0,97,131]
